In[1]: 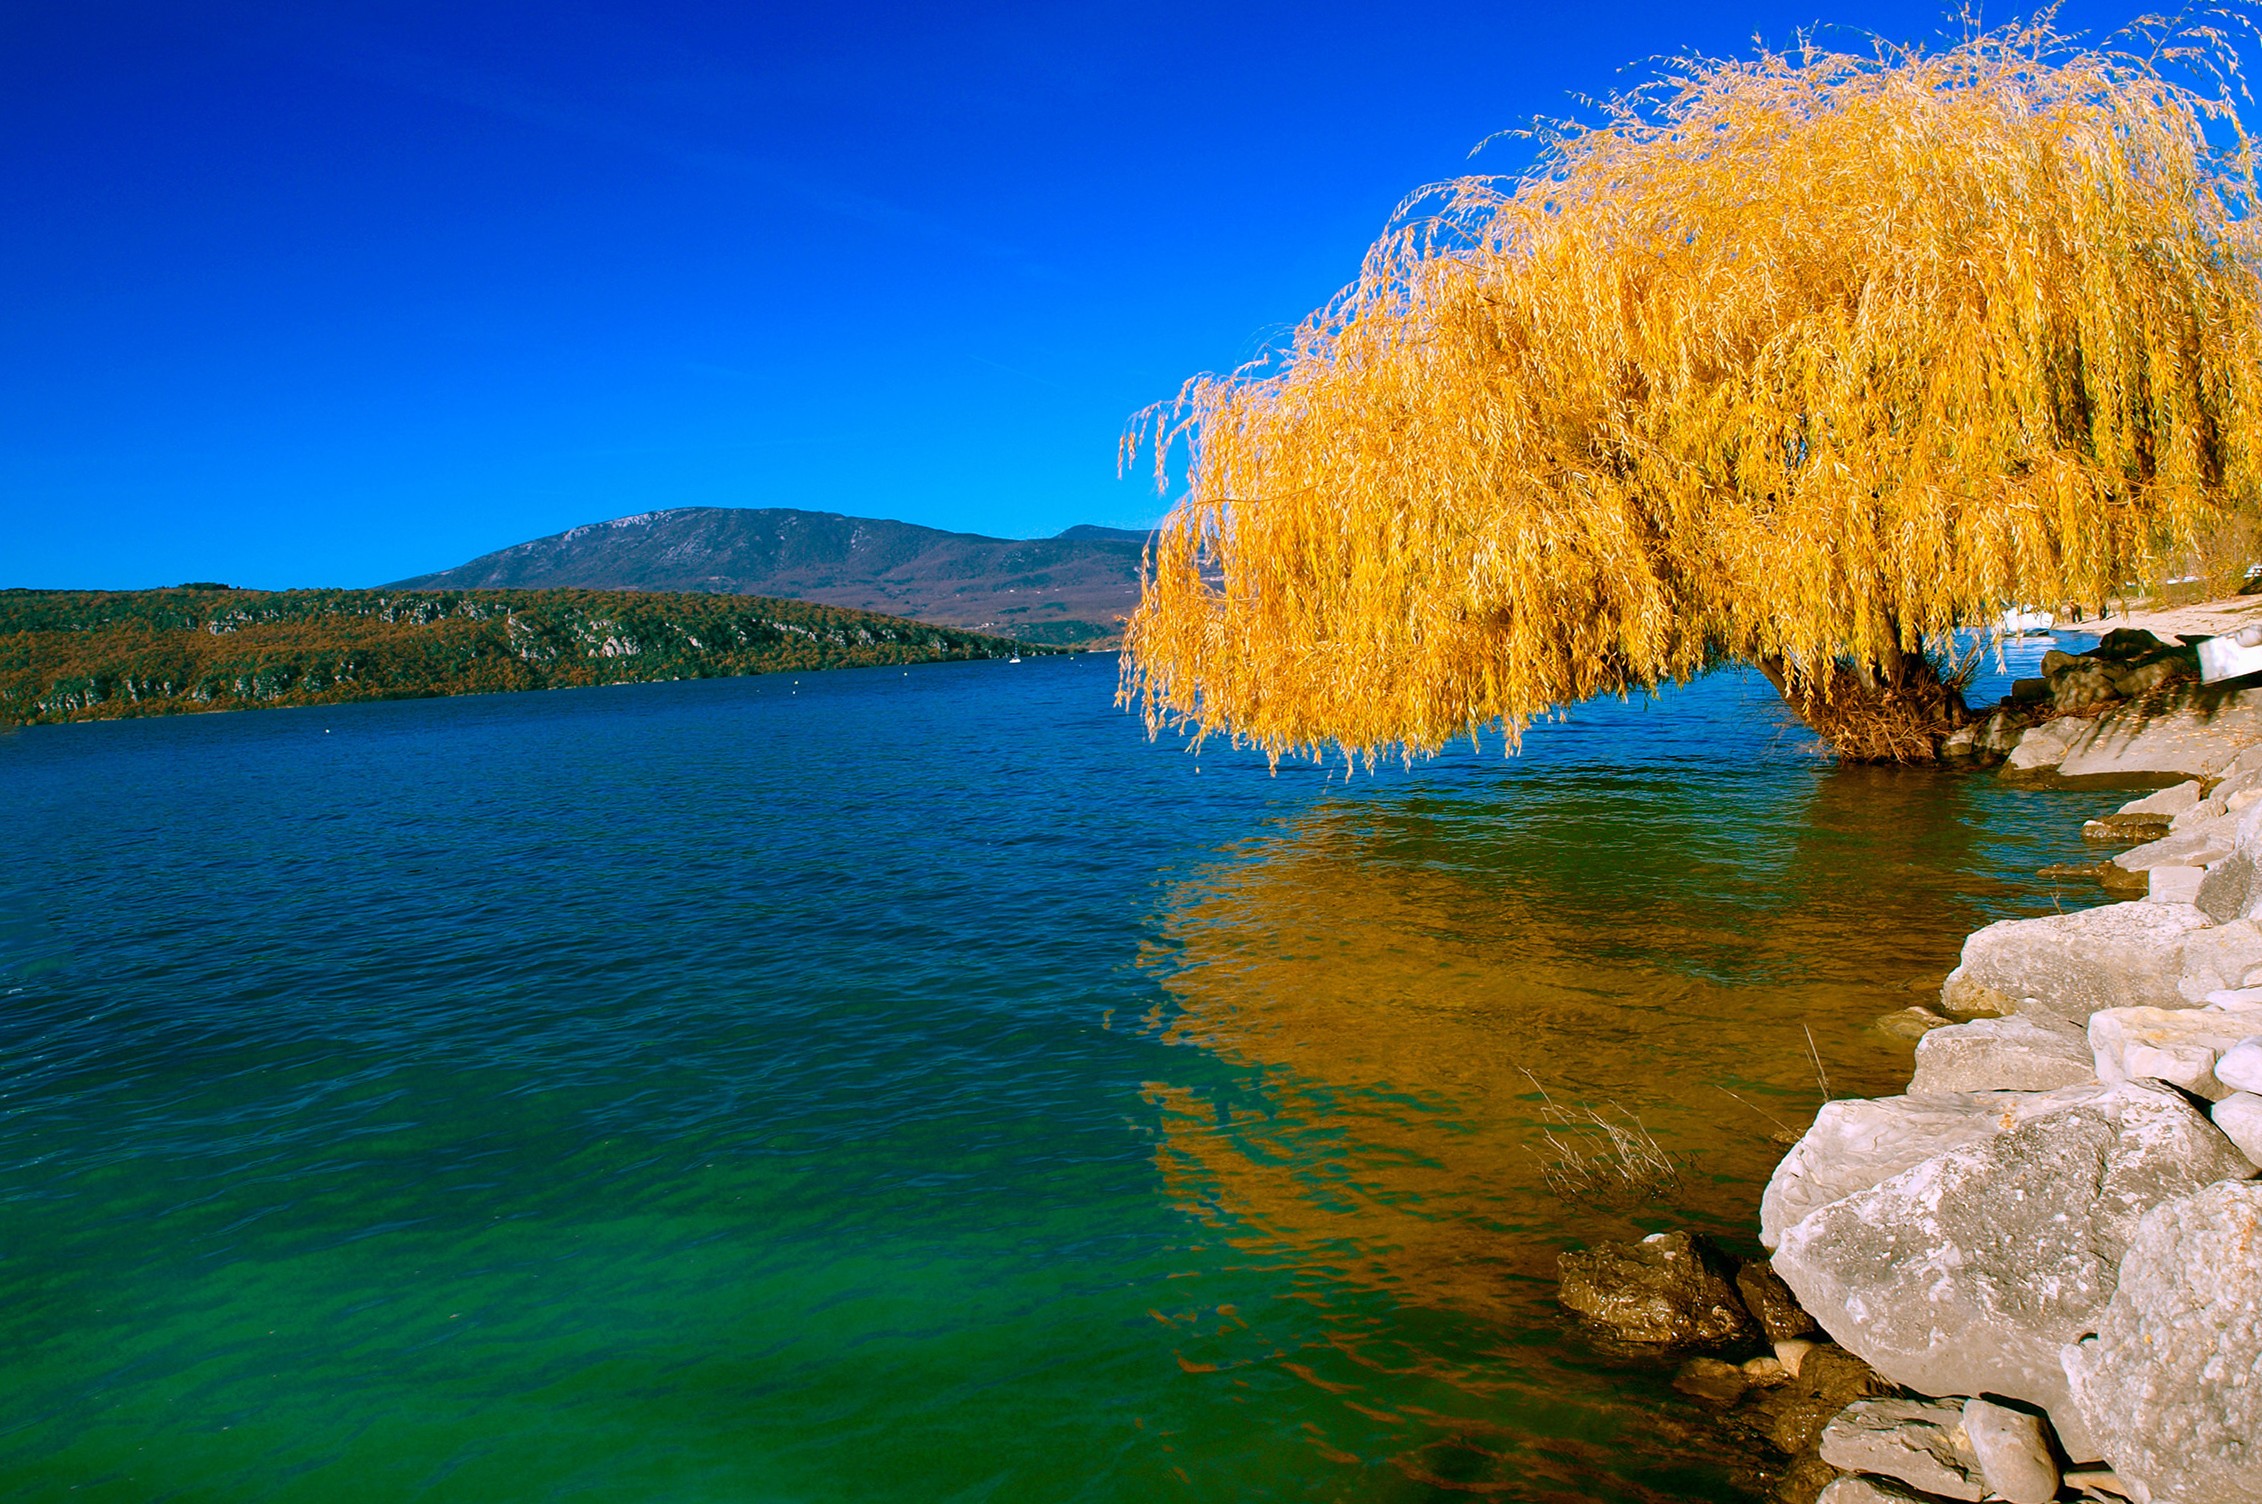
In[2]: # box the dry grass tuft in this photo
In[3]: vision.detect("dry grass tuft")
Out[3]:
[1122,10,2262,765]
[1523,1074,1689,1205]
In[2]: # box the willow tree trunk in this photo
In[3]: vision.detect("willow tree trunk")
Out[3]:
[1755,647,1971,764]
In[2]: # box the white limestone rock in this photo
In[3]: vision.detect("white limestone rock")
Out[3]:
[2219,1035,2262,1093]
[2064,1180,2262,1504]
[1944,902,2214,1026]
[2214,1091,2262,1166]
[1817,1398,1983,1500]
[2111,821,2237,874]
[2146,865,2206,904]
[1961,1398,2060,1504]
[2196,798,2262,923]
[2089,1006,2258,1099]
[2004,716,2088,773]
[2172,918,2262,1001]
[2119,780,2203,818]
[2171,794,2230,830]
[1908,1016,2094,1095]
[1771,1083,2255,1461]
[1758,1086,2103,1249]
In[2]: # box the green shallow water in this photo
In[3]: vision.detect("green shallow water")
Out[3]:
[0,648,2108,1502]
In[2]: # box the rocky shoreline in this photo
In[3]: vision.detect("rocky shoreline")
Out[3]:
[1558,626,2262,1504]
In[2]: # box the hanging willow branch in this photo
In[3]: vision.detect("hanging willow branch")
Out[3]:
[1120,11,2262,765]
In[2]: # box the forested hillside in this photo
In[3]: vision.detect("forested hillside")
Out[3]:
[0,586,1032,725]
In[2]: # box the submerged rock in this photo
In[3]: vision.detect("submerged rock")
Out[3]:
[1816,1398,1983,1501]
[1735,1257,1818,1342]
[2063,1180,2262,1503]
[1907,1015,2094,1095]
[1943,901,2213,1025]
[1874,1006,1950,1042]
[1753,1343,1896,1457]
[1770,1082,2255,1460]
[1556,1230,1755,1348]
[1960,1398,2060,1504]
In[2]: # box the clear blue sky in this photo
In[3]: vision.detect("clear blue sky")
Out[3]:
[2,0,2149,588]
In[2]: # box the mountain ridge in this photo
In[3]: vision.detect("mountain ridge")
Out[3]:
[394,507,1151,644]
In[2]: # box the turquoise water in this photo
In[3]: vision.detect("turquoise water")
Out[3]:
[0,650,2107,1502]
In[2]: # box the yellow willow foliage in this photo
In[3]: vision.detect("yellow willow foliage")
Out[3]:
[1122,15,2262,765]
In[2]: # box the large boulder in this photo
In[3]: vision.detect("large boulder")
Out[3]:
[1942,902,2214,1024]
[1771,1083,2255,1461]
[1555,1230,1755,1348]
[1908,1015,2095,1095]
[2089,1006,2261,1099]
[2063,1180,2262,1503]
[1758,1086,2104,1248]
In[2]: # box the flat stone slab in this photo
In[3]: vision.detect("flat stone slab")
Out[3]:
[2064,1180,2262,1502]
[2112,820,2238,872]
[2119,780,2204,818]
[1772,1083,2255,1461]
[1943,901,2215,1023]
[2058,686,2262,779]
[1909,1015,2095,1095]
[1817,1398,1984,1500]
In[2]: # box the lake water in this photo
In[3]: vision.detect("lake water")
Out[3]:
[0,646,2109,1502]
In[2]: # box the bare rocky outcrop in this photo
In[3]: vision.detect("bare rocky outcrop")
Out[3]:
[2063,1180,2262,1503]
[1768,1082,2255,1459]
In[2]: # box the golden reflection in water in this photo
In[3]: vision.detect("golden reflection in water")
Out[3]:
[1136,763,2051,1494]
[1147,765,2022,1298]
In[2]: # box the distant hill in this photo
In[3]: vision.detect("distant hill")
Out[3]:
[0,586,1031,726]
[393,508,1151,645]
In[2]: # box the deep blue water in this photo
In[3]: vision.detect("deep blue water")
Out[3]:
[0,648,2108,1502]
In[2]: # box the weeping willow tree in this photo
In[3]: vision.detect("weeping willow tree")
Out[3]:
[1121,13,2262,764]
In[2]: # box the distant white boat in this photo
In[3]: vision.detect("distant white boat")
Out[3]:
[1008,651,1022,663]
[1999,606,2056,636]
